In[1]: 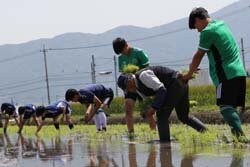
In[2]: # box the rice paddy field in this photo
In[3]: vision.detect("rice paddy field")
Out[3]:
[1,81,250,166]
[1,124,250,167]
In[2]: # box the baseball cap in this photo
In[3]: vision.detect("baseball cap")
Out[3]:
[117,73,132,90]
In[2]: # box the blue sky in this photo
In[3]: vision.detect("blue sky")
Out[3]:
[0,0,239,45]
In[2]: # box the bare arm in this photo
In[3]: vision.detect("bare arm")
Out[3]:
[85,96,102,123]
[36,120,45,134]
[182,49,206,81]
[84,104,92,122]
[17,116,26,133]
[85,104,92,115]
[60,107,66,122]
[93,96,102,114]
[14,116,20,127]
[33,115,40,127]
[36,113,46,135]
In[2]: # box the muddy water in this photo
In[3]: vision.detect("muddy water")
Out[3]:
[0,133,250,167]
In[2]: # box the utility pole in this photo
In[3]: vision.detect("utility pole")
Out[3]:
[10,97,14,105]
[41,44,51,104]
[91,55,96,84]
[113,55,118,96]
[240,38,246,71]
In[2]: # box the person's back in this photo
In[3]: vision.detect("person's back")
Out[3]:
[134,66,178,97]
[0,103,18,133]
[79,84,112,103]
[199,19,246,85]
[1,103,15,114]
[24,104,36,113]
[46,100,71,114]
[18,104,36,118]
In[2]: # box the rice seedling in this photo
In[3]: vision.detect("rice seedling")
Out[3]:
[2,123,250,153]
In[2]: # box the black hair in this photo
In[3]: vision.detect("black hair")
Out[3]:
[65,88,79,101]
[189,7,210,29]
[18,106,26,115]
[1,103,15,112]
[36,106,46,117]
[112,37,127,54]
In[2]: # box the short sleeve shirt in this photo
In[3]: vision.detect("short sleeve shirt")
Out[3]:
[79,84,111,103]
[118,47,149,72]
[199,20,246,86]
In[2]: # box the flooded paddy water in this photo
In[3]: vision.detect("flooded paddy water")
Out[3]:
[0,125,250,167]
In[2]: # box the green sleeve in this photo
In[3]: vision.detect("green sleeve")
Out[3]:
[199,30,214,51]
[138,50,149,68]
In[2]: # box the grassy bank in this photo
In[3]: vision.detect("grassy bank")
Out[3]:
[70,79,250,115]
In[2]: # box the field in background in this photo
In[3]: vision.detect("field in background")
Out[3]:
[71,79,250,115]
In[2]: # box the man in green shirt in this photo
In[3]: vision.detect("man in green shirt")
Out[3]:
[113,37,150,136]
[183,7,247,139]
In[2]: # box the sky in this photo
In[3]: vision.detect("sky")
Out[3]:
[0,0,239,45]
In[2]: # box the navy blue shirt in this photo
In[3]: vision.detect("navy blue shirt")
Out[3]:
[46,100,72,114]
[25,104,36,112]
[42,100,72,120]
[23,104,36,114]
[79,84,112,104]
[1,103,16,113]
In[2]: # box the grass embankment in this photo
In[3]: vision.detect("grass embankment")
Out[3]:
[69,80,250,124]
[71,80,250,114]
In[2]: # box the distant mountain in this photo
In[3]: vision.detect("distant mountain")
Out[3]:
[0,0,249,105]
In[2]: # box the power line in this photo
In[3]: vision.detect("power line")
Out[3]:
[216,5,250,19]
[245,50,250,54]
[0,50,39,64]
[0,4,248,67]
[46,27,187,51]
[0,72,91,89]
[49,71,91,77]
[49,76,91,82]
[0,80,116,97]
[95,60,114,67]
[0,79,44,91]
[151,57,192,64]
[0,74,92,91]
[0,77,43,88]
[39,5,250,52]
[1,86,45,96]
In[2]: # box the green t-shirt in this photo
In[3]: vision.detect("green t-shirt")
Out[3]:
[199,19,246,86]
[118,47,149,72]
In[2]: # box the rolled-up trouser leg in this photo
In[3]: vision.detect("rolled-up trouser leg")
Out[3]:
[220,105,244,137]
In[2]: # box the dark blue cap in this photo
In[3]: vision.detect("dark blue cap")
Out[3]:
[117,73,132,90]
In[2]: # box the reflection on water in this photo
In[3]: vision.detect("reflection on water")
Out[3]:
[0,133,249,167]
